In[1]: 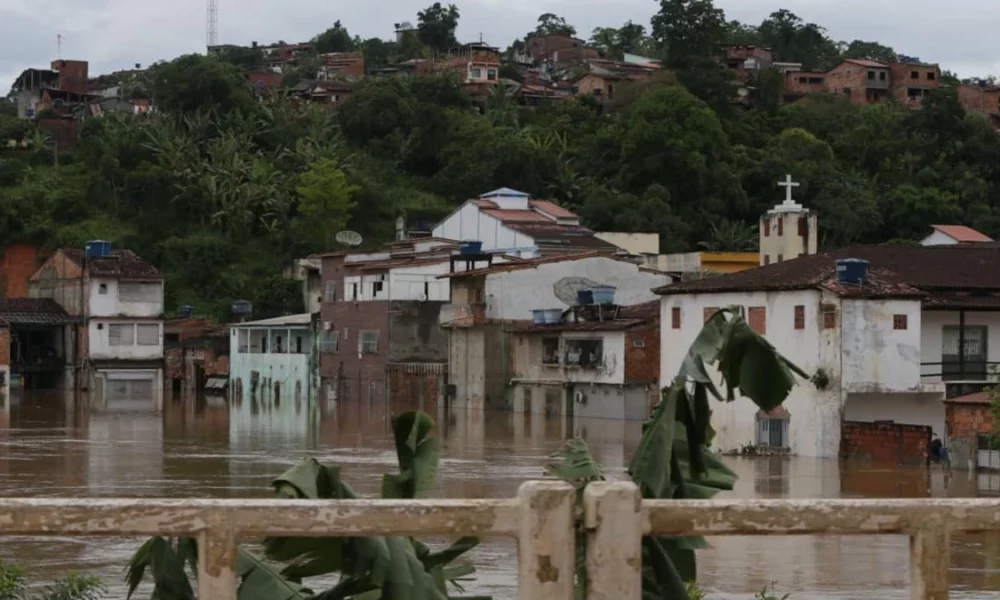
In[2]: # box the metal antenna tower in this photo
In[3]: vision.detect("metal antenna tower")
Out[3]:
[206,0,219,47]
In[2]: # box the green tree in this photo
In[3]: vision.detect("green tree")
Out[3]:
[842,39,898,63]
[295,157,359,249]
[312,20,358,54]
[651,0,726,67]
[534,13,576,37]
[416,2,460,52]
[147,55,254,114]
[589,21,651,60]
[757,9,840,71]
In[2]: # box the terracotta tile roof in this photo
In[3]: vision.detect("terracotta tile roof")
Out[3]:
[529,200,578,219]
[843,59,888,69]
[482,209,553,223]
[655,245,1000,297]
[62,248,161,279]
[944,391,992,405]
[930,224,994,243]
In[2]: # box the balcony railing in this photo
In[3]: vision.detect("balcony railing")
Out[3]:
[920,361,1000,382]
[0,481,993,599]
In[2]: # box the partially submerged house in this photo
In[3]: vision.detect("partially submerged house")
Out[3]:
[507,300,660,420]
[229,313,315,413]
[438,252,669,410]
[658,243,1000,458]
[29,242,165,411]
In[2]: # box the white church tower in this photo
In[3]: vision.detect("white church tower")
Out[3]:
[759,174,818,266]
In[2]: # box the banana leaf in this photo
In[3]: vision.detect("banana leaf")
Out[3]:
[381,411,440,499]
[236,549,312,599]
[547,305,807,600]
[262,411,485,600]
[125,536,196,600]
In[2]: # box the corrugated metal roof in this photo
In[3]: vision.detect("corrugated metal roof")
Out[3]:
[235,313,312,327]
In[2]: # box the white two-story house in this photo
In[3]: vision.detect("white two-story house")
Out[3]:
[30,243,165,412]
[657,244,1000,458]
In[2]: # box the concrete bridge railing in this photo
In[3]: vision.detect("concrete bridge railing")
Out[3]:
[0,480,980,599]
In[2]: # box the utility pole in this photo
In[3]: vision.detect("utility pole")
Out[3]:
[206,0,219,48]
[57,34,62,59]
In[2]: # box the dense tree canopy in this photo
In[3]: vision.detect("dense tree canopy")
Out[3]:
[4,0,1000,321]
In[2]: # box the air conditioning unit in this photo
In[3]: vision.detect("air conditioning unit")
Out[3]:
[323,321,332,330]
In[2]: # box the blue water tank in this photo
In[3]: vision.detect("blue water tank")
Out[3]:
[178,305,195,318]
[85,240,112,258]
[232,300,253,315]
[836,258,869,284]
[459,240,483,255]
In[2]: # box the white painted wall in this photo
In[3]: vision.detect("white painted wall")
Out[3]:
[920,230,959,246]
[920,310,1000,381]
[485,257,670,320]
[840,299,923,393]
[432,202,538,254]
[758,209,818,266]
[89,321,163,360]
[659,289,842,458]
[343,263,451,302]
[513,331,626,385]
[88,279,164,318]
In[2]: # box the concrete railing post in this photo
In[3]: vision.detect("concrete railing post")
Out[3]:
[517,480,575,600]
[584,481,643,600]
[198,530,238,600]
[910,522,950,600]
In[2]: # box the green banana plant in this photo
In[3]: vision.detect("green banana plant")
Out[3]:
[125,411,486,600]
[546,307,808,600]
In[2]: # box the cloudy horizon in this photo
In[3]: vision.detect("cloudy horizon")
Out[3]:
[4,0,999,92]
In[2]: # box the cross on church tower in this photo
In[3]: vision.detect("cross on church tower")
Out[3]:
[777,174,799,205]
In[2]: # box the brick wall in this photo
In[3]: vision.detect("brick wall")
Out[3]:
[625,325,659,383]
[840,420,931,466]
[0,328,10,366]
[388,369,441,412]
[946,402,994,446]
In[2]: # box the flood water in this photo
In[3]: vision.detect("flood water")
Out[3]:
[2,391,1000,599]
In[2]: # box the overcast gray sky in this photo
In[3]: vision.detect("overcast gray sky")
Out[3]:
[4,0,1000,93]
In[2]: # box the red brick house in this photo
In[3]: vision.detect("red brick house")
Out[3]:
[317,239,460,406]
[959,83,1000,128]
[719,45,773,83]
[945,391,995,469]
[889,61,941,107]
[824,59,892,105]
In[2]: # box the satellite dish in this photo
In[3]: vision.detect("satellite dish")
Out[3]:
[335,230,363,247]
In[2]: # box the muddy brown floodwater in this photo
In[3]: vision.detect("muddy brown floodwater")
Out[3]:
[2,391,1000,599]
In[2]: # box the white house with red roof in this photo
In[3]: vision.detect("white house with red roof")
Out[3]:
[431,188,618,258]
[920,224,994,246]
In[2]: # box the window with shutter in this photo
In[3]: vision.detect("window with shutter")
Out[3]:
[136,324,160,346]
[109,324,134,346]
[119,282,161,303]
